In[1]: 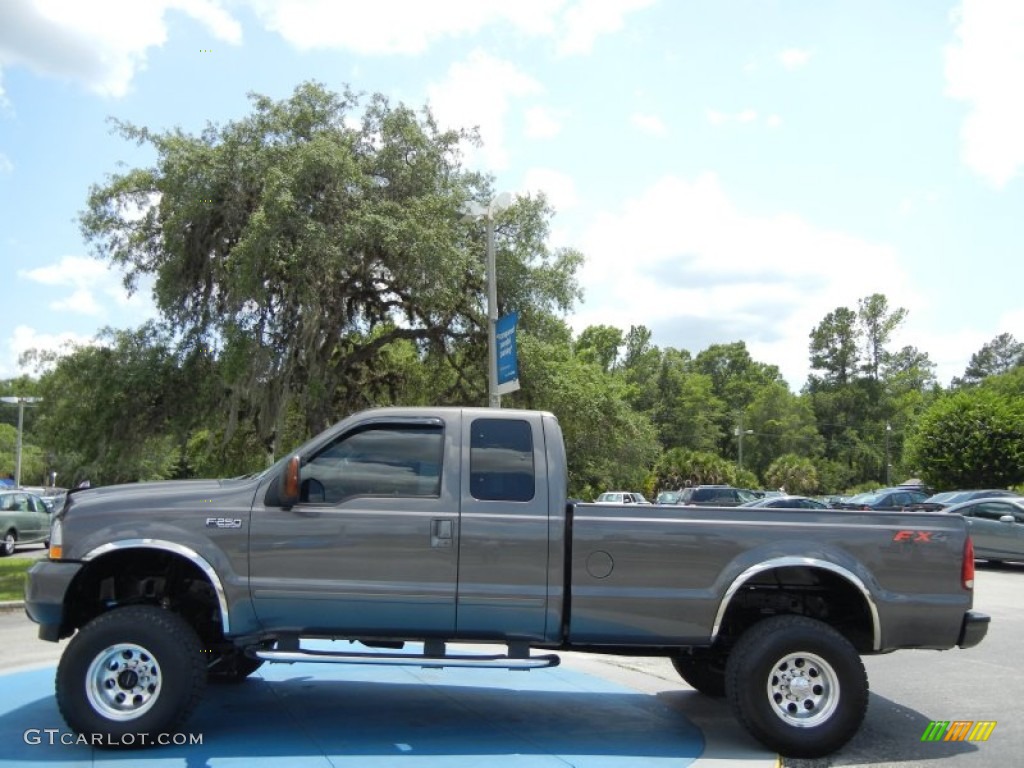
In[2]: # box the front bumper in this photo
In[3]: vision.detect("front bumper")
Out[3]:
[957,610,990,649]
[24,560,82,642]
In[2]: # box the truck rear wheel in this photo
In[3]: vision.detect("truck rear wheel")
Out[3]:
[671,653,727,697]
[56,605,206,747]
[725,615,867,758]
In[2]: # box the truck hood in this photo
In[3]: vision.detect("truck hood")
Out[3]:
[63,477,261,516]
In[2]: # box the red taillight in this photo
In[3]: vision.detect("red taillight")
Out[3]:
[962,536,975,590]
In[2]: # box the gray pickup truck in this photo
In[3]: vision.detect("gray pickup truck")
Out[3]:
[25,406,988,757]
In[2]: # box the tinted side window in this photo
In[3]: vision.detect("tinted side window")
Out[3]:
[470,418,535,502]
[975,502,1015,521]
[303,424,443,503]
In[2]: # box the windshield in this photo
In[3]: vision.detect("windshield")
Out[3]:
[657,492,680,503]
[595,493,620,502]
[848,491,884,504]
[926,491,967,503]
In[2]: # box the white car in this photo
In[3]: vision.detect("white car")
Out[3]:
[593,491,651,505]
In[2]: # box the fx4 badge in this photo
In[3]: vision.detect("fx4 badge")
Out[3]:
[893,529,946,543]
[206,517,243,529]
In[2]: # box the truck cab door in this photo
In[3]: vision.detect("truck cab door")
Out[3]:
[249,416,460,637]
[456,414,551,640]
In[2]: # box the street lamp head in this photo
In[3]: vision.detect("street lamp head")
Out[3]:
[490,191,513,214]
[459,201,487,221]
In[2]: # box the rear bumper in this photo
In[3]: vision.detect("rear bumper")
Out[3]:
[24,560,82,642]
[957,610,990,649]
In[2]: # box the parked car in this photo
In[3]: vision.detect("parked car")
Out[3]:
[655,490,682,505]
[0,489,52,555]
[678,485,759,506]
[832,488,929,511]
[594,491,650,505]
[739,495,830,510]
[945,497,1024,564]
[907,489,1021,513]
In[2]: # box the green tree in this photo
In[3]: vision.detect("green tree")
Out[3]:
[954,332,1024,386]
[28,324,218,485]
[808,307,860,387]
[765,454,820,495]
[743,383,823,478]
[904,389,1024,489]
[574,325,624,372]
[80,81,581,457]
[858,293,907,382]
[652,448,738,491]
[515,330,658,498]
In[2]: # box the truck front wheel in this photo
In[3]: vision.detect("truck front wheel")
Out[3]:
[56,605,207,746]
[725,615,868,758]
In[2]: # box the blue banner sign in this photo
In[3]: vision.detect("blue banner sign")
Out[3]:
[495,312,520,394]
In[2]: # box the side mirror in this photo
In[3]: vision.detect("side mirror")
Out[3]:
[279,455,301,508]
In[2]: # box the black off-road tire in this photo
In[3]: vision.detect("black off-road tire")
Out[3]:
[207,651,265,683]
[725,615,868,758]
[671,653,727,697]
[56,605,207,747]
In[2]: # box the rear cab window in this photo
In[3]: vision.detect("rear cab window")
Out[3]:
[470,418,535,502]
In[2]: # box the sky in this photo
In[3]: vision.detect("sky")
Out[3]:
[1,0,1023,391]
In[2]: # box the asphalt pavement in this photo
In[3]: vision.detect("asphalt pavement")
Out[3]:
[0,602,774,767]
[2,557,1019,767]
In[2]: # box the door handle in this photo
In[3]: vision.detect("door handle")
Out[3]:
[431,518,453,548]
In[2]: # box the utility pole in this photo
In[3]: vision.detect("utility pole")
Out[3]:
[1,396,43,486]
[885,422,892,485]
[735,418,753,472]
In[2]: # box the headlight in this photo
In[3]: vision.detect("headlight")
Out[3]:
[48,517,63,560]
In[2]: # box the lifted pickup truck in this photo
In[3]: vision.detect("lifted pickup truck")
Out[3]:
[26,407,988,757]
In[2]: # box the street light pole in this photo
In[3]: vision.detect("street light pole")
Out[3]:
[462,192,513,408]
[486,209,499,408]
[885,422,892,485]
[735,421,754,471]
[1,396,43,487]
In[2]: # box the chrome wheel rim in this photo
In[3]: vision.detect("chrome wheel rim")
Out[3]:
[85,643,162,721]
[766,651,839,727]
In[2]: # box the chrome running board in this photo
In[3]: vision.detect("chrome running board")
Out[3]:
[253,645,560,670]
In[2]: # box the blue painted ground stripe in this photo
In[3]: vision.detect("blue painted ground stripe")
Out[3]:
[1,651,704,767]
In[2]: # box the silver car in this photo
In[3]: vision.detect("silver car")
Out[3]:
[0,490,52,555]
[946,497,1024,564]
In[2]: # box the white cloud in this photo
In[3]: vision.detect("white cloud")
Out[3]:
[557,0,657,56]
[1,325,96,379]
[50,287,104,316]
[521,167,579,211]
[766,114,782,128]
[630,112,667,136]
[427,50,542,170]
[0,0,242,98]
[779,48,812,70]
[945,0,1024,187]
[524,106,564,139]
[0,152,12,173]
[571,173,918,387]
[241,0,651,57]
[17,255,152,318]
[706,108,765,126]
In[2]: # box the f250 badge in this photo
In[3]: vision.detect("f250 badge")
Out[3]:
[206,517,243,529]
